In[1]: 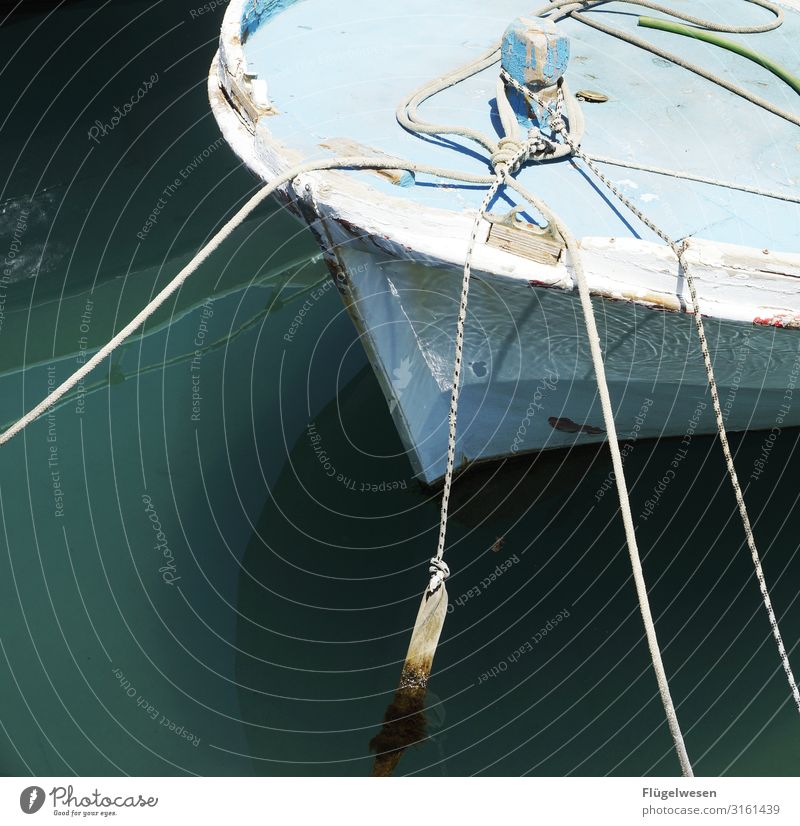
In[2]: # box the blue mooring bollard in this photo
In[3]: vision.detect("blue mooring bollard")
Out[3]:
[501,17,570,131]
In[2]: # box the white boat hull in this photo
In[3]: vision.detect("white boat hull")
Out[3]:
[324,240,800,485]
[208,0,800,487]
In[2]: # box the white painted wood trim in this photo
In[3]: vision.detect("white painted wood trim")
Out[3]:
[212,0,800,330]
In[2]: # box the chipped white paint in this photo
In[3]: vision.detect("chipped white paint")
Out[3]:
[213,0,800,332]
[210,0,800,483]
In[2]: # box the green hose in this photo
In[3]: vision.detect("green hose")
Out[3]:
[638,16,800,96]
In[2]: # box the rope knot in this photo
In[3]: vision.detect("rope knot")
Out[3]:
[491,137,527,176]
[428,557,450,594]
[528,127,556,157]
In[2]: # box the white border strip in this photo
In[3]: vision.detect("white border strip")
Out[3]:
[3,777,800,824]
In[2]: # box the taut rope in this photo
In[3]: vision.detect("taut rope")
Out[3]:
[0,158,493,449]
[506,65,800,721]
[1,0,797,778]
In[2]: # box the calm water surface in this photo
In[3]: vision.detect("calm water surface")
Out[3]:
[0,0,798,777]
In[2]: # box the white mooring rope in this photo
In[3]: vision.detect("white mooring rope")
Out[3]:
[577,145,800,717]
[0,157,494,449]
[509,171,695,776]
[586,155,800,205]
[572,119,800,723]
[417,74,696,769]
[431,141,531,589]
[506,69,800,722]
[0,0,796,779]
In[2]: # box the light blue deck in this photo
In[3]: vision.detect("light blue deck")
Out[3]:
[244,0,800,252]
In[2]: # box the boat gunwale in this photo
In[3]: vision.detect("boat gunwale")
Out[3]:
[212,0,800,332]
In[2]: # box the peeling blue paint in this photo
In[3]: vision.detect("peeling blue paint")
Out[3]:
[501,17,569,131]
[241,0,302,42]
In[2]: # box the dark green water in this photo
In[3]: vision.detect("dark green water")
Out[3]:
[0,0,798,777]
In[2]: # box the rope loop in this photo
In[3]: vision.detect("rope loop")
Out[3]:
[491,137,527,175]
[428,558,451,594]
[527,127,557,157]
